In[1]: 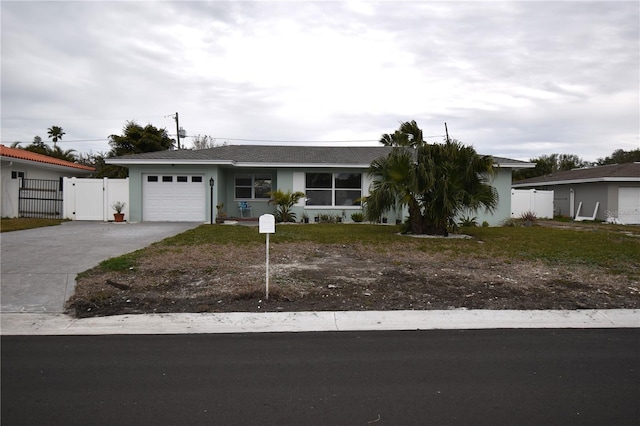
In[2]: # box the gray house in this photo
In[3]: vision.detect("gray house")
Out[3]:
[512,162,640,224]
[106,145,533,225]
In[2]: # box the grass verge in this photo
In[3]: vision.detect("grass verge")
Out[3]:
[0,218,67,232]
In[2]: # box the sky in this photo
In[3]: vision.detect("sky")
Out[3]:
[1,0,638,162]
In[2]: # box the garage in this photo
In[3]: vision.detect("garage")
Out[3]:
[618,187,640,224]
[142,174,206,221]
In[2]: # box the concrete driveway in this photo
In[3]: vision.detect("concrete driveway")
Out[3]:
[1,221,200,313]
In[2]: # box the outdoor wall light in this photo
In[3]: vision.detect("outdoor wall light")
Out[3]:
[209,178,215,224]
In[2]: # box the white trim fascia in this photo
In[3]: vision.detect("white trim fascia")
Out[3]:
[105,159,236,166]
[105,159,371,168]
[512,177,640,187]
[496,162,535,169]
[234,162,370,168]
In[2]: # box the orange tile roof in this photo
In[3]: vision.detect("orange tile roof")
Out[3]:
[0,144,95,172]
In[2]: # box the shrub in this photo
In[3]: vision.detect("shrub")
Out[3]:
[351,212,364,223]
[520,211,537,226]
[501,217,523,227]
[458,215,478,227]
[267,190,305,222]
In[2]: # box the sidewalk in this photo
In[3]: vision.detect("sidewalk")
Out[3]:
[2,309,638,336]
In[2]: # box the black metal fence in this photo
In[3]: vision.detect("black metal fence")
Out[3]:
[18,178,63,218]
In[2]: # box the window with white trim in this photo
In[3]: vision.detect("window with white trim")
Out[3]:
[305,173,362,206]
[235,174,272,199]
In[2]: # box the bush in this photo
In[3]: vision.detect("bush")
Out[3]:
[351,212,364,223]
[501,217,523,227]
[520,211,537,226]
[458,215,478,227]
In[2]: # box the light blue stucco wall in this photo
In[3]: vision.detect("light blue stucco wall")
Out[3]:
[127,164,513,225]
[473,168,512,226]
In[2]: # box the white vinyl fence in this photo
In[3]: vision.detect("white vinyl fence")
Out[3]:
[511,189,554,219]
[63,177,129,221]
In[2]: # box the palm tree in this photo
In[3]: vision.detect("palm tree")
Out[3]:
[49,145,77,162]
[365,121,497,235]
[47,126,65,147]
[267,189,305,222]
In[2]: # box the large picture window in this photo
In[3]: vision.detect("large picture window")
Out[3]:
[235,174,272,199]
[305,173,361,206]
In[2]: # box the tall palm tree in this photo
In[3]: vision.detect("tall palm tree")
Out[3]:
[47,126,65,147]
[365,122,497,235]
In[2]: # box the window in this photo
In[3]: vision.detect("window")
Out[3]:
[192,176,202,183]
[235,174,272,199]
[147,176,158,182]
[305,173,361,206]
[11,171,25,179]
[162,176,173,182]
[177,176,188,182]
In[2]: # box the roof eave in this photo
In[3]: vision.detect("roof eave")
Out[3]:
[105,159,237,166]
[495,162,536,169]
[2,156,95,173]
[512,177,640,187]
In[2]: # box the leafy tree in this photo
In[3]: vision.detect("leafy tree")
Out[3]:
[48,145,76,162]
[597,148,640,165]
[103,121,174,177]
[108,121,174,157]
[268,190,305,222]
[365,121,497,236]
[47,126,65,147]
[513,153,589,181]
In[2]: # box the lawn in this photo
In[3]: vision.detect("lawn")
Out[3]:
[68,221,640,317]
[0,218,67,232]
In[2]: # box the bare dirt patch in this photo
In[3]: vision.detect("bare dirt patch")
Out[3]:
[68,239,640,318]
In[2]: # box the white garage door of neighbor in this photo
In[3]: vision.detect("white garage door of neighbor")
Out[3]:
[143,174,206,221]
[618,187,640,224]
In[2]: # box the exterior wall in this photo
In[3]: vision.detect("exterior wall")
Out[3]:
[468,168,512,226]
[515,181,629,221]
[219,167,277,218]
[124,163,516,226]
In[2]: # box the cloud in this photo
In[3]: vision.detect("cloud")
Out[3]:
[1,1,638,161]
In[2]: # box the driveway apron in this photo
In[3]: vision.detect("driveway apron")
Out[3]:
[1,221,200,313]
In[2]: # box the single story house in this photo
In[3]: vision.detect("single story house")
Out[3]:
[512,162,640,224]
[106,145,534,225]
[0,144,95,218]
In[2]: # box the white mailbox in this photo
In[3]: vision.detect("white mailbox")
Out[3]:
[259,214,275,234]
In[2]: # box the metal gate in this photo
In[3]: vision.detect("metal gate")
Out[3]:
[18,178,64,218]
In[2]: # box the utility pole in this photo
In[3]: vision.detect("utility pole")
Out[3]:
[445,122,450,143]
[174,112,181,149]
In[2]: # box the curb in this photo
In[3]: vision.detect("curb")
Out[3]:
[1,309,639,336]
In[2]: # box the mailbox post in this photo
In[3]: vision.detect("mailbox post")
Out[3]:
[259,214,276,300]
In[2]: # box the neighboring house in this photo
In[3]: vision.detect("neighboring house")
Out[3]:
[512,162,640,224]
[0,144,95,218]
[106,145,534,225]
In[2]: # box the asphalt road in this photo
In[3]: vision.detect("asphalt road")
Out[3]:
[2,329,639,425]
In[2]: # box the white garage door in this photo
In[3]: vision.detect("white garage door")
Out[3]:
[143,174,206,221]
[618,187,640,224]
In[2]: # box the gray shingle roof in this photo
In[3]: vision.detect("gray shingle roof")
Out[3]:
[107,144,531,167]
[513,162,640,186]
